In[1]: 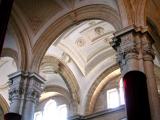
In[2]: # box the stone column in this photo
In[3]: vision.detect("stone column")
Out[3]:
[8,71,45,120]
[8,71,27,114]
[111,25,160,120]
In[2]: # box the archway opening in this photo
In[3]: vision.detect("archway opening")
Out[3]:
[37,19,117,118]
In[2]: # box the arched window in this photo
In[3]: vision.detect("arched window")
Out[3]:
[107,78,125,109]
[34,99,68,120]
[107,88,119,108]
[57,104,67,120]
[43,100,57,120]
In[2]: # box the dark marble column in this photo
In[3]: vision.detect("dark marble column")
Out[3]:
[110,25,160,120]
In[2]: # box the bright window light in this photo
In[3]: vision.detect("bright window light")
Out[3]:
[34,112,42,120]
[58,104,68,120]
[107,88,119,108]
[34,99,67,120]
[119,79,125,105]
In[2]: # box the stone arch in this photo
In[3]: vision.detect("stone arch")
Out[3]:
[42,85,71,102]
[31,4,122,72]
[0,94,9,113]
[41,85,76,115]
[85,64,120,114]
[9,6,32,71]
[1,48,18,68]
[40,55,80,113]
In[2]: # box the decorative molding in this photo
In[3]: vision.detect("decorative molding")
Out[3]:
[75,38,86,47]
[110,25,155,74]
[8,71,45,104]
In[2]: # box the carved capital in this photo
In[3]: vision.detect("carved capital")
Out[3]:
[142,35,155,60]
[26,89,40,103]
[111,25,155,74]
[8,71,45,104]
[9,88,24,102]
[8,71,27,102]
[26,73,45,103]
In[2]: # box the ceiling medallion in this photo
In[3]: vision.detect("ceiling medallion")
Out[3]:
[61,52,70,63]
[95,27,105,35]
[75,38,85,47]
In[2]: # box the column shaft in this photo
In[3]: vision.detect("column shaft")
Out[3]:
[144,56,160,120]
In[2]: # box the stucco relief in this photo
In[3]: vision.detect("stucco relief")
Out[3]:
[75,37,86,47]
[94,27,105,36]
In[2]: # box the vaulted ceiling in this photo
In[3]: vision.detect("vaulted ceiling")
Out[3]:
[1,0,160,115]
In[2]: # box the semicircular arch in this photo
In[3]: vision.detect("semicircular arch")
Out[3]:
[42,85,71,102]
[31,4,122,73]
[85,64,120,114]
[40,55,80,112]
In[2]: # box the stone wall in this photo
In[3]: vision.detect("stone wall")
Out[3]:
[94,76,121,112]
[69,106,126,120]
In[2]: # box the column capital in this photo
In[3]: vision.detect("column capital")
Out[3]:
[28,72,46,84]
[8,71,45,111]
[110,25,155,75]
[8,71,45,82]
[111,25,154,50]
[26,72,46,103]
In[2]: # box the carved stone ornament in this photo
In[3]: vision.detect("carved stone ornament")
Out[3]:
[94,26,105,35]
[8,71,45,104]
[111,25,155,74]
[26,89,40,103]
[61,52,70,63]
[9,88,24,102]
[75,37,85,47]
[142,44,155,60]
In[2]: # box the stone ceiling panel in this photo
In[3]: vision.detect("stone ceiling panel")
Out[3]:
[15,0,63,34]
[55,20,115,75]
